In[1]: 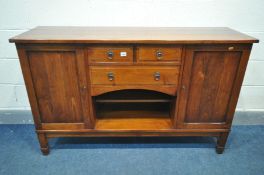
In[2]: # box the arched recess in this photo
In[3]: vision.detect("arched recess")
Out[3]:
[90,85,177,96]
[93,89,176,119]
[94,89,174,101]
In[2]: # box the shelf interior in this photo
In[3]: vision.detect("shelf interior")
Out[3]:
[95,117,173,130]
[93,89,175,130]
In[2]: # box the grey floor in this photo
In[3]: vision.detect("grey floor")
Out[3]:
[0,124,264,175]
[0,110,264,175]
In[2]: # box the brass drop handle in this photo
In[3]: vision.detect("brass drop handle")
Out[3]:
[228,46,234,51]
[107,72,114,81]
[156,51,163,60]
[107,51,114,60]
[154,72,160,81]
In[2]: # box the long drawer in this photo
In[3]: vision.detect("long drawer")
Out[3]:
[90,66,180,85]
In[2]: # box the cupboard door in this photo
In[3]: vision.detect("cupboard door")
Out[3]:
[28,50,86,123]
[176,45,252,129]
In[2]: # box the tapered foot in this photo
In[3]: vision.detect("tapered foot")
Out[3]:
[37,133,50,155]
[216,132,230,154]
[41,147,50,155]
[216,146,225,154]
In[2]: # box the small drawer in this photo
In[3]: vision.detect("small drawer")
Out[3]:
[88,46,133,63]
[90,66,180,85]
[137,45,182,62]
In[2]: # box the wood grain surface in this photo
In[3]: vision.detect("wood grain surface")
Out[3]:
[9,26,258,44]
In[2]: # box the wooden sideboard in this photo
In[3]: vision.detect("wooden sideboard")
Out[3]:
[9,27,258,155]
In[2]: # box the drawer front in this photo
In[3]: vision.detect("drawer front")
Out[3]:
[88,46,133,63]
[90,66,180,85]
[137,46,182,62]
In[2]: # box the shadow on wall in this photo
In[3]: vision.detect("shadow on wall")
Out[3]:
[49,136,216,149]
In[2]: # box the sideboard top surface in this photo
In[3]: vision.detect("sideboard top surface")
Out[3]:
[9,26,258,44]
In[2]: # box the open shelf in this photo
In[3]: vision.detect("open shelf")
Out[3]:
[95,117,172,130]
[93,89,175,130]
[95,102,172,118]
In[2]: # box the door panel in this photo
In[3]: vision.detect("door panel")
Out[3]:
[28,51,84,123]
[185,51,240,123]
[176,45,249,129]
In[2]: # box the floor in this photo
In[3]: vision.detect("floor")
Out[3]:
[0,124,263,175]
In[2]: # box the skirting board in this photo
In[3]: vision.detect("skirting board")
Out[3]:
[0,110,264,125]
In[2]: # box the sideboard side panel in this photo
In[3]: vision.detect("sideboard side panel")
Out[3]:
[16,45,42,129]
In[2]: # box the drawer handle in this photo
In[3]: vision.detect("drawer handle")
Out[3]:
[107,72,114,81]
[228,46,234,51]
[154,72,160,81]
[107,51,114,60]
[156,51,163,60]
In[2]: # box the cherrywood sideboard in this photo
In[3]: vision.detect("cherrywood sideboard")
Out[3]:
[9,27,258,155]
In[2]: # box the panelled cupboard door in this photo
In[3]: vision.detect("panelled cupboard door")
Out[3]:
[27,49,89,124]
[176,44,252,129]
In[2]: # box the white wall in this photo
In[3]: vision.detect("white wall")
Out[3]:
[0,0,264,111]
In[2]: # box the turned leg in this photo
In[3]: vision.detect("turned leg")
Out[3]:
[216,132,230,154]
[37,133,50,155]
